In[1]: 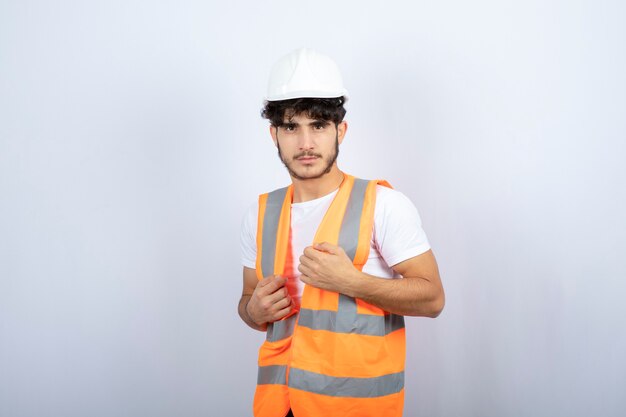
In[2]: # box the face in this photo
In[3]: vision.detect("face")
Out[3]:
[270,112,346,181]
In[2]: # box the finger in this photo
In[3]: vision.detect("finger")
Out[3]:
[298,254,316,269]
[298,263,313,277]
[265,286,289,305]
[273,304,293,321]
[299,273,311,284]
[272,295,292,311]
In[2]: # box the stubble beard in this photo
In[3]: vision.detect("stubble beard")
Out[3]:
[277,134,340,181]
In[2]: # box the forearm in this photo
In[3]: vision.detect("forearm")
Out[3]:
[344,272,445,317]
[238,294,267,331]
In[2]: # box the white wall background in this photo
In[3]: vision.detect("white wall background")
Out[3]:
[1,1,625,416]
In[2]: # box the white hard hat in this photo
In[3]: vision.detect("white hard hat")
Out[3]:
[265,48,349,101]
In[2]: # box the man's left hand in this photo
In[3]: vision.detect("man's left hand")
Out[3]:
[298,242,359,294]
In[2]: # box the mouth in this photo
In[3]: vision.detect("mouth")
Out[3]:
[296,155,320,163]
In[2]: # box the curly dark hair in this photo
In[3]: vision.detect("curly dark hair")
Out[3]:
[261,97,347,127]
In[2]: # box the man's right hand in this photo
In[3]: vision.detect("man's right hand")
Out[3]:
[245,275,293,326]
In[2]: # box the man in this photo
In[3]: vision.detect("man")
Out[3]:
[238,48,444,417]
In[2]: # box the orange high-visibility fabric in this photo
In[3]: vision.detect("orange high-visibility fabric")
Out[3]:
[253,175,405,417]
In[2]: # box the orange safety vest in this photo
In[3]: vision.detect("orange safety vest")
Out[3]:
[253,174,406,417]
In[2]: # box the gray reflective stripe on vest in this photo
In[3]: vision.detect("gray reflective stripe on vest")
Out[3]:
[336,179,369,332]
[261,187,294,342]
[298,307,405,336]
[288,368,404,398]
[338,178,369,261]
[257,364,287,385]
[266,313,298,342]
[261,187,288,278]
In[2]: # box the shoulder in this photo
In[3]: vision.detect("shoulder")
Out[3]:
[240,199,260,268]
[374,184,420,217]
[375,183,408,200]
[242,181,292,228]
[262,184,291,200]
[371,183,430,266]
[241,200,259,235]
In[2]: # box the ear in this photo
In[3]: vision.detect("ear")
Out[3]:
[269,125,278,147]
[337,121,348,145]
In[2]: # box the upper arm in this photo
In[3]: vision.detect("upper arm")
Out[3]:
[242,266,259,296]
[392,249,445,315]
[240,202,259,297]
[392,249,441,285]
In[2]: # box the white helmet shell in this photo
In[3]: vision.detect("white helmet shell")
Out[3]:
[265,48,348,101]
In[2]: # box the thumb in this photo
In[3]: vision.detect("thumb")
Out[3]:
[273,275,287,285]
[259,274,281,286]
[314,241,340,255]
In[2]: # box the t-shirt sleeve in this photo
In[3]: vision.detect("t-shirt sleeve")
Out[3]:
[240,201,258,269]
[373,186,431,267]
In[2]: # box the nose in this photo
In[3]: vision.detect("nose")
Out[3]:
[298,129,315,150]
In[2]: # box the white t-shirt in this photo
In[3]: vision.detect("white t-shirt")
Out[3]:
[240,185,431,307]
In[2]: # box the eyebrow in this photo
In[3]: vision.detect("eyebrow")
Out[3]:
[280,119,329,127]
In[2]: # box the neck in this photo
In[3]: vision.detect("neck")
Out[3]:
[291,165,345,203]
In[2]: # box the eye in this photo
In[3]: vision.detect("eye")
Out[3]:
[313,122,326,130]
[282,124,296,132]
